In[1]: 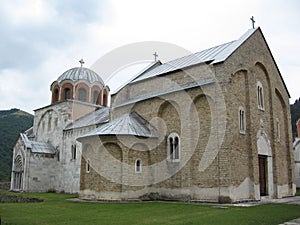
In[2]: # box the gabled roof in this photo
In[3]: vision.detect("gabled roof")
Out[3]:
[64,107,110,130]
[20,133,56,154]
[78,111,158,140]
[131,28,258,83]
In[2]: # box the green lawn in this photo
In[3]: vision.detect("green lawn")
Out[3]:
[1,191,300,225]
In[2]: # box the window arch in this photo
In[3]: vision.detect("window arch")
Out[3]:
[64,88,71,100]
[239,107,246,134]
[86,159,90,173]
[53,89,59,103]
[93,90,100,104]
[167,133,180,161]
[78,88,87,101]
[71,144,77,160]
[103,92,108,106]
[135,159,142,173]
[276,118,280,142]
[257,81,264,110]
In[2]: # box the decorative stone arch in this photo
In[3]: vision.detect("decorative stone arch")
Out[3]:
[257,128,274,197]
[158,100,181,135]
[36,109,59,139]
[191,94,217,172]
[275,88,293,193]
[12,153,24,190]
[51,84,60,104]
[255,62,272,113]
[61,82,74,101]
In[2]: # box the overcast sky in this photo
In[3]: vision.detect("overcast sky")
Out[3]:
[0,0,299,114]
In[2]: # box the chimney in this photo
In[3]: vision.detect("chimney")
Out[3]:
[297,119,300,137]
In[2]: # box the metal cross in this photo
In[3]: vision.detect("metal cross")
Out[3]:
[79,59,85,67]
[153,52,158,62]
[250,16,255,29]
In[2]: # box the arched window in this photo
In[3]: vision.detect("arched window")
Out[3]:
[167,133,180,161]
[78,88,87,101]
[276,118,280,142]
[93,91,100,104]
[239,107,246,134]
[54,89,59,103]
[103,93,108,106]
[71,144,77,160]
[86,159,90,173]
[48,116,52,131]
[135,159,142,173]
[65,88,71,100]
[257,81,264,110]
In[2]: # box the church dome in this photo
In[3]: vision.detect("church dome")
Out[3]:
[56,67,104,86]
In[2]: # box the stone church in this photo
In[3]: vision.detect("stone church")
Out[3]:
[11,27,296,203]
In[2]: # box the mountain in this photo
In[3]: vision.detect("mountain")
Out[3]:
[291,98,300,139]
[0,108,33,181]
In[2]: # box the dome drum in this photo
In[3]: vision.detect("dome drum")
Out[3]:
[50,66,109,106]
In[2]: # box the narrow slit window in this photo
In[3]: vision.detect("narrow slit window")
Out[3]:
[135,159,142,173]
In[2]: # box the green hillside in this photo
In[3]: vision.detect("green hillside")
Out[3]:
[0,108,33,181]
[291,98,300,139]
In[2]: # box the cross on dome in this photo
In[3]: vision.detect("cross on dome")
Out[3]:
[79,59,85,68]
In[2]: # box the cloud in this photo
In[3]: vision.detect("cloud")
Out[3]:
[0,0,299,113]
[0,0,109,71]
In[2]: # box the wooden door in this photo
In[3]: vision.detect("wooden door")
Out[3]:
[258,155,267,196]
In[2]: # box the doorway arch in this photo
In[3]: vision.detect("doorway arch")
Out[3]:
[257,129,274,197]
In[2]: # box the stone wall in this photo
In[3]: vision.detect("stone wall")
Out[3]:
[79,28,295,202]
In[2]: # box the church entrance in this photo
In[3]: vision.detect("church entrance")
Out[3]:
[258,155,267,196]
[12,154,24,191]
[13,172,23,190]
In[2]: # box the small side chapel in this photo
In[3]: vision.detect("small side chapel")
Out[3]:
[11,27,295,203]
[11,64,110,193]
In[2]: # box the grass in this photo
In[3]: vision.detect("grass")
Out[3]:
[1,191,300,225]
[296,188,300,196]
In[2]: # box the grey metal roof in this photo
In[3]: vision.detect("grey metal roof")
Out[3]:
[114,78,215,108]
[56,67,104,85]
[111,61,161,95]
[78,111,158,139]
[20,133,56,154]
[64,107,110,130]
[132,28,258,83]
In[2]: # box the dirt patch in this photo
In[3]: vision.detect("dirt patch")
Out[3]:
[0,193,43,203]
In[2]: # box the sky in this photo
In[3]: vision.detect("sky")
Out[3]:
[0,0,299,114]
